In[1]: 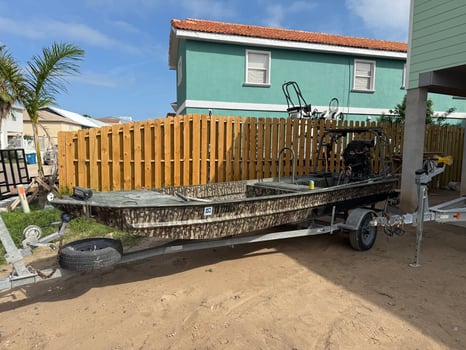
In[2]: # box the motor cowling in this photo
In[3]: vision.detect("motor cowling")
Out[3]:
[342,140,374,180]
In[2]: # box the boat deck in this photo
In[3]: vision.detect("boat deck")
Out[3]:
[57,181,315,208]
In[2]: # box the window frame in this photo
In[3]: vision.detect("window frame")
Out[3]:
[244,49,271,86]
[353,59,376,92]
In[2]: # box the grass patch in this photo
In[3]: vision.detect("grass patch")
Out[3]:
[0,208,139,265]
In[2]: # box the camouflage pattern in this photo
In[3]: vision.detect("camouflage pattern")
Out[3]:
[51,175,398,239]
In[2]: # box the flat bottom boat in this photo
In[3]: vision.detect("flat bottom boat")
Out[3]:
[51,175,397,239]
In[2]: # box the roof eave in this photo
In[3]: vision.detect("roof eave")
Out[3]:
[173,29,407,59]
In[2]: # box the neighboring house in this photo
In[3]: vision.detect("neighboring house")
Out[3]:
[96,116,133,124]
[22,106,108,151]
[0,105,25,149]
[169,18,466,123]
[401,0,466,209]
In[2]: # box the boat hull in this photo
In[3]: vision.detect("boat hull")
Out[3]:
[51,177,398,239]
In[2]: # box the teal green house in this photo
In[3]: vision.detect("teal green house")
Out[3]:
[169,18,466,124]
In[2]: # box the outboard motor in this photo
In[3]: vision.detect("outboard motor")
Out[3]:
[342,140,374,180]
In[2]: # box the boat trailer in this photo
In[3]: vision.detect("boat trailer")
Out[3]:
[1,156,465,291]
[1,202,384,292]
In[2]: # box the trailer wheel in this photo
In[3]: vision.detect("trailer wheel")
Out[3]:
[347,209,377,251]
[59,238,123,271]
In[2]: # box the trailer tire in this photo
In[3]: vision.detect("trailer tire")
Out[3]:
[59,238,123,271]
[347,209,377,251]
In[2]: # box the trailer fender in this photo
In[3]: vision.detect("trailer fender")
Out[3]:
[345,208,377,251]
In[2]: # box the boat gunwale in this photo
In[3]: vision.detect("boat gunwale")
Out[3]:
[51,176,398,209]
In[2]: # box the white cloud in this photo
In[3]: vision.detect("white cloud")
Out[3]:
[261,1,318,28]
[176,0,237,19]
[83,0,161,13]
[110,20,143,35]
[85,0,238,20]
[0,17,44,39]
[70,70,119,88]
[0,16,143,55]
[263,4,285,28]
[345,0,410,41]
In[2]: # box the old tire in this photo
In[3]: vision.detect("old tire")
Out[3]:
[348,210,377,251]
[59,238,123,271]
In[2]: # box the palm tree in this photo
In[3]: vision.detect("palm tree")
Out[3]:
[0,45,25,127]
[0,42,84,177]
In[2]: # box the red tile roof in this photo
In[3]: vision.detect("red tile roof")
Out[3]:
[171,18,407,53]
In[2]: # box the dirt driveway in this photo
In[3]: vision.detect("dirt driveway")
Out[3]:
[0,190,465,349]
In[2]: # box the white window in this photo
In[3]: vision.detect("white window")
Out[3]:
[177,56,183,87]
[353,60,376,92]
[245,50,271,85]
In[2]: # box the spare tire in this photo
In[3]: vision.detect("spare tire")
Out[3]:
[59,238,123,271]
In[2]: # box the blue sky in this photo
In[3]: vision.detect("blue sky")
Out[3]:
[0,0,410,121]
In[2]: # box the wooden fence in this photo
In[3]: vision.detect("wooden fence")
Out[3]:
[57,115,464,192]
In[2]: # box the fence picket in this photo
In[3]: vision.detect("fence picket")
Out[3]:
[143,121,154,188]
[100,127,111,191]
[225,117,234,181]
[77,130,87,187]
[209,116,218,183]
[217,116,226,182]
[88,128,99,190]
[173,117,181,186]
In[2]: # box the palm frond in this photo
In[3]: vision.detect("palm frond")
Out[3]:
[0,47,26,104]
[24,42,84,122]
[0,47,26,119]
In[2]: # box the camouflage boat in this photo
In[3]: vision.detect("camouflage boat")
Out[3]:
[50,176,396,239]
[50,128,398,240]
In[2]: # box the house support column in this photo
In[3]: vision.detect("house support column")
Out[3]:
[462,129,466,196]
[400,87,428,212]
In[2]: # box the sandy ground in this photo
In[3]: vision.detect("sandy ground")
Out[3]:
[0,190,465,350]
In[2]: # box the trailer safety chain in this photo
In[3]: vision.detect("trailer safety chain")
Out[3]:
[383,221,404,237]
[381,211,405,237]
[34,266,57,279]
[57,236,64,267]
[380,198,405,237]
[29,236,64,280]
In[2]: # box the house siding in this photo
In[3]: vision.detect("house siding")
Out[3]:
[408,0,466,88]
[179,39,407,119]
